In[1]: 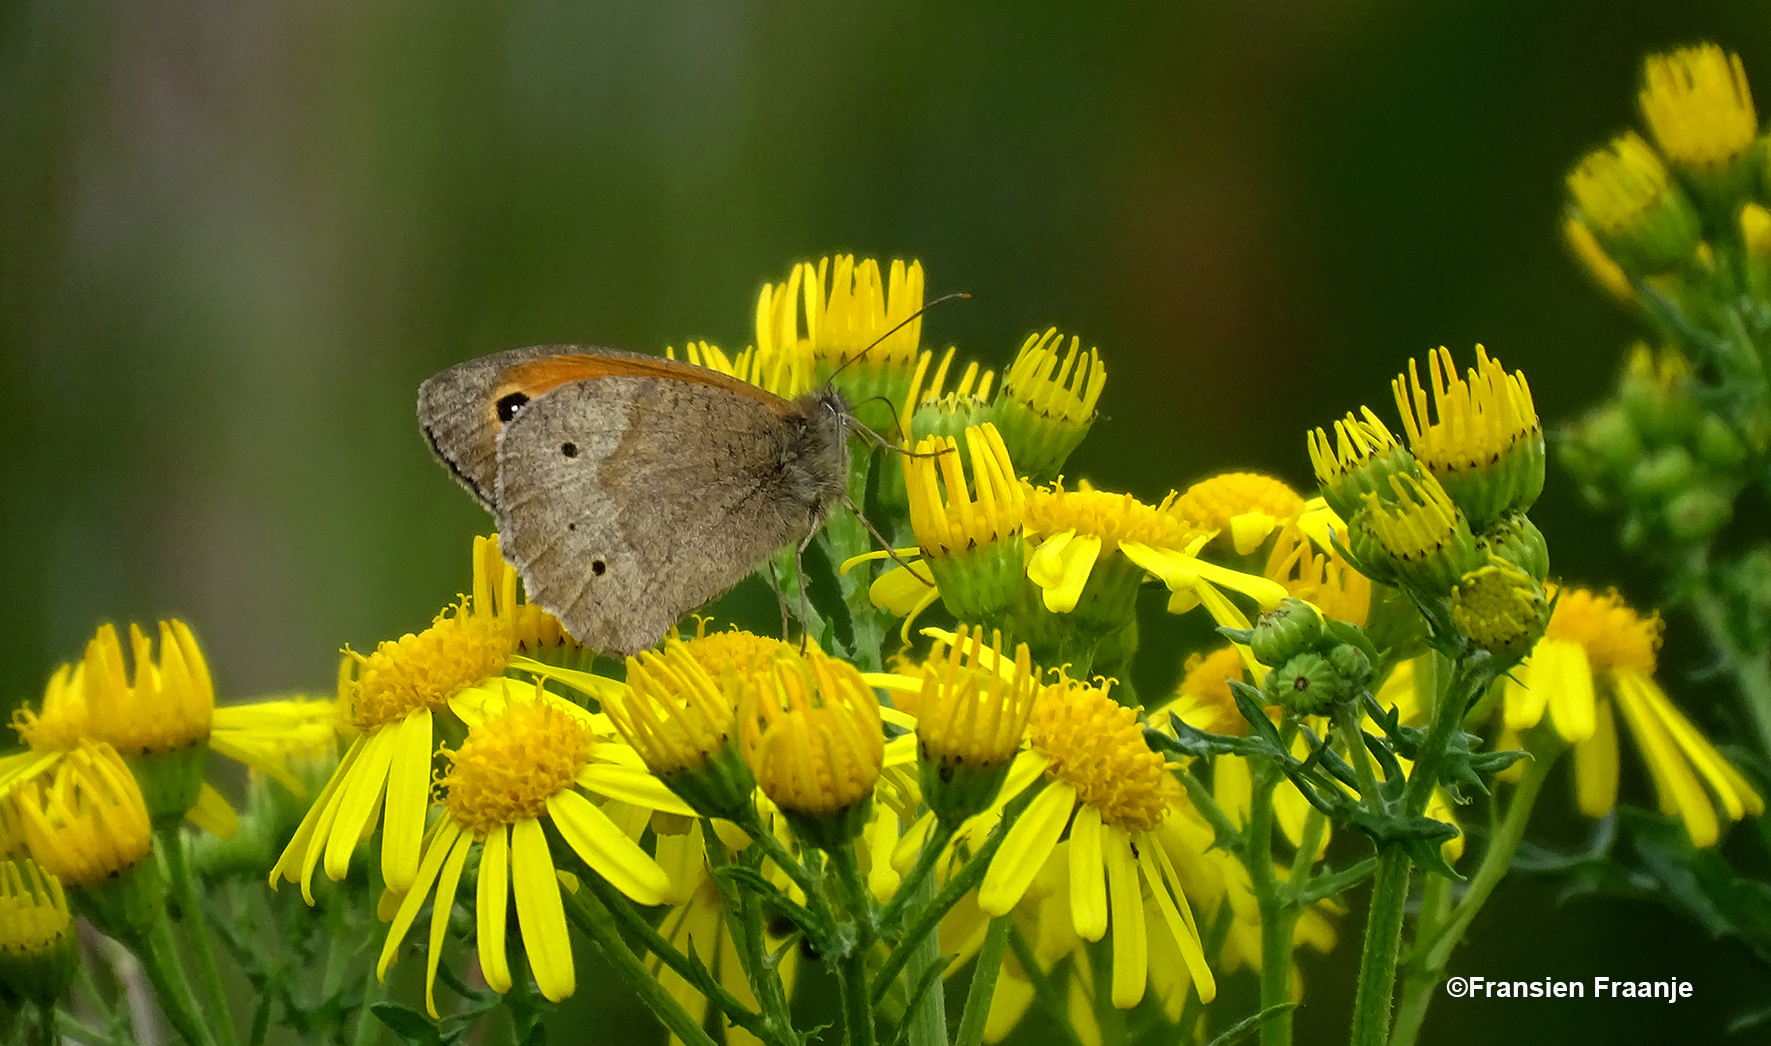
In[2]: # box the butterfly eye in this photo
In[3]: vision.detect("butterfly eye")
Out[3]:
[496,391,530,422]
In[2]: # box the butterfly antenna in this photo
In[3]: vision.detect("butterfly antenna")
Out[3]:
[825,291,972,384]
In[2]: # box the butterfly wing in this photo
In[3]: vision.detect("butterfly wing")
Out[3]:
[418,345,770,512]
[492,375,825,655]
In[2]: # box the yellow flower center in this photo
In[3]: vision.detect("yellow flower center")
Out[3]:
[441,699,592,836]
[1175,472,1304,534]
[1392,346,1538,479]
[1568,133,1675,235]
[683,627,794,682]
[999,328,1106,425]
[907,424,1026,555]
[1450,562,1544,656]
[1544,585,1662,677]
[1024,480,1204,553]
[1172,645,1251,737]
[342,606,512,731]
[1266,523,1370,627]
[0,859,70,956]
[1027,676,1172,832]
[1640,44,1757,171]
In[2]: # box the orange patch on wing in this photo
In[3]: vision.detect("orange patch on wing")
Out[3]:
[496,353,784,406]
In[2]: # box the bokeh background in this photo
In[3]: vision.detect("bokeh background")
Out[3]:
[5,1,1770,1042]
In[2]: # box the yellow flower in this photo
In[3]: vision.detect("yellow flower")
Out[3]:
[602,638,758,820]
[901,346,999,444]
[993,328,1106,482]
[1355,472,1484,598]
[1175,473,1306,556]
[1391,346,1543,530]
[377,681,677,1017]
[1639,44,1757,174]
[1307,408,1416,523]
[979,674,1217,1009]
[14,742,151,889]
[0,856,77,1005]
[1449,560,1547,663]
[272,535,525,900]
[1166,645,1254,736]
[737,646,885,848]
[912,626,1040,826]
[667,339,810,400]
[1502,587,1762,847]
[1265,520,1371,628]
[1566,132,1700,274]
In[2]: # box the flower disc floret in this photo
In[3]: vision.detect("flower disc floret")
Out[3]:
[0,858,71,958]
[737,648,884,827]
[1027,676,1170,833]
[1544,585,1661,677]
[1175,473,1305,554]
[994,328,1106,481]
[342,606,513,730]
[1306,408,1418,522]
[1357,472,1483,596]
[441,700,592,837]
[13,621,213,756]
[916,626,1038,768]
[1567,132,1700,273]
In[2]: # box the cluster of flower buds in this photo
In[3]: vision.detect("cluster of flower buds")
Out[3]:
[1558,43,1771,557]
[1309,346,1550,665]
[1230,598,1375,717]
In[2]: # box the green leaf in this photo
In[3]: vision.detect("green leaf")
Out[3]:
[1200,1003,1296,1046]
[372,1003,441,1046]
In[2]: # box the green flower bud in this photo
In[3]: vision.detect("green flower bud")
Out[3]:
[1627,446,1696,501]
[1476,512,1550,583]
[1250,598,1325,666]
[1576,402,1645,476]
[1450,560,1548,667]
[1262,651,1346,717]
[1326,643,1374,693]
[1664,484,1734,541]
[1695,414,1749,471]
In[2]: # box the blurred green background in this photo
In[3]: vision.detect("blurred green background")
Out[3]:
[5,1,1770,1042]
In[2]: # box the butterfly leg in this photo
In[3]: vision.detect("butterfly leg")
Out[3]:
[764,559,795,643]
[794,531,816,654]
[841,495,933,581]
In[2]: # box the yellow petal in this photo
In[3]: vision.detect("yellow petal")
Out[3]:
[870,563,937,614]
[1575,699,1619,818]
[477,825,512,994]
[1502,660,1545,733]
[1028,531,1101,614]
[186,782,239,839]
[377,818,459,982]
[511,818,575,1003]
[324,725,397,882]
[979,782,1075,915]
[424,829,474,1018]
[574,764,697,817]
[1611,675,1718,847]
[548,790,671,905]
[1068,805,1108,941]
[1536,639,1596,743]
[1141,835,1215,1003]
[381,708,434,893]
[1230,512,1279,556]
[271,733,367,903]
[1625,668,1763,820]
[1104,831,1147,1009]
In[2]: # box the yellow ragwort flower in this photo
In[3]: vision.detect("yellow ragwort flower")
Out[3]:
[1567,132,1700,273]
[1306,408,1417,524]
[993,328,1106,482]
[1564,216,1637,304]
[378,681,676,1016]
[979,673,1217,1009]
[1640,43,1757,173]
[1503,586,1762,847]
[737,647,884,847]
[1391,346,1543,529]
[667,339,810,400]
[1174,472,1306,556]
[15,743,151,889]
[1355,472,1484,597]
[901,346,999,444]
[1265,520,1371,628]
[0,856,77,1005]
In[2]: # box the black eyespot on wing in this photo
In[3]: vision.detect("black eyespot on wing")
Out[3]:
[591,559,607,576]
[567,522,577,532]
[497,392,530,422]
[561,442,579,458]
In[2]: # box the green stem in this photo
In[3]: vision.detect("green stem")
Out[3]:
[873,819,1008,1001]
[1387,745,1556,1046]
[158,827,238,1046]
[55,1012,113,1046]
[560,881,721,1046]
[878,821,956,935]
[838,947,876,1046]
[1004,928,1085,1046]
[1244,759,1294,1046]
[703,821,799,1046]
[953,917,1009,1046]
[1348,848,1410,1046]
[136,911,217,1046]
[349,967,386,1046]
[900,869,949,1046]
[1337,716,1383,814]
[1404,654,1492,818]
[1690,581,1771,764]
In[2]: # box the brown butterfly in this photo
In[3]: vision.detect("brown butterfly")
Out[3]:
[418,346,850,655]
